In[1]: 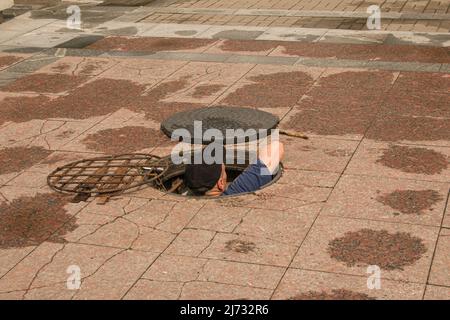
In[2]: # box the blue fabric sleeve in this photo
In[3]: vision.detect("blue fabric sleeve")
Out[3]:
[222,159,273,196]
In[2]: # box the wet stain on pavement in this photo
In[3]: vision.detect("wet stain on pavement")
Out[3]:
[376,190,443,215]
[328,229,427,270]
[82,126,167,154]
[0,193,76,249]
[0,146,52,175]
[376,145,448,175]
[289,289,376,300]
[223,71,314,108]
[225,239,256,254]
[2,73,89,93]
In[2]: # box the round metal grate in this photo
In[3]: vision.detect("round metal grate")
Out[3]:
[47,153,170,195]
[160,106,279,145]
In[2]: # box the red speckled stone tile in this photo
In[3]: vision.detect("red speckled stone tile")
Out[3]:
[321,174,449,226]
[270,42,450,63]
[381,89,450,118]
[392,72,450,94]
[199,232,298,267]
[281,135,359,172]
[272,269,424,300]
[345,140,450,183]
[204,39,279,56]
[1,73,90,94]
[72,250,159,300]
[291,215,439,283]
[0,54,26,71]
[179,281,272,299]
[87,36,216,53]
[123,279,183,300]
[315,68,398,90]
[424,285,450,300]
[37,57,119,76]
[428,228,450,287]
[366,115,450,147]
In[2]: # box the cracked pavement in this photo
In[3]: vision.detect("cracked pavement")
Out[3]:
[0,0,449,300]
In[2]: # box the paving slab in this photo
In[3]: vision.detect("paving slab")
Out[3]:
[345,140,450,183]
[321,174,449,226]
[291,215,439,283]
[428,228,450,287]
[1,2,449,300]
[272,269,425,300]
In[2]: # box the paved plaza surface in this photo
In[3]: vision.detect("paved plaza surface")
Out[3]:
[0,0,449,299]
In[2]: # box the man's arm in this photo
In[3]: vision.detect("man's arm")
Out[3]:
[222,142,284,196]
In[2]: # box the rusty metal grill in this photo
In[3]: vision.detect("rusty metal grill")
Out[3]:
[47,153,170,196]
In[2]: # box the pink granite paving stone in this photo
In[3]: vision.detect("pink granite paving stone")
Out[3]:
[37,57,119,77]
[1,0,450,302]
[428,228,450,287]
[0,53,27,71]
[87,36,217,53]
[345,140,450,183]
[272,269,425,300]
[321,174,449,226]
[291,215,439,283]
[204,39,280,56]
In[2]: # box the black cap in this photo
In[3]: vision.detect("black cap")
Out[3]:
[184,163,222,196]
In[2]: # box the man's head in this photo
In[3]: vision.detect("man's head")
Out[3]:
[184,163,227,197]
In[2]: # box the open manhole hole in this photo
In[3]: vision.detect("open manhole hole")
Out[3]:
[152,152,283,198]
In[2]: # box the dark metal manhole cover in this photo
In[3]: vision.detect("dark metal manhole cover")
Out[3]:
[47,153,170,196]
[160,106,279,144]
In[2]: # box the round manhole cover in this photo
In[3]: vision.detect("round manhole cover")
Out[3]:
[160,106,279,144]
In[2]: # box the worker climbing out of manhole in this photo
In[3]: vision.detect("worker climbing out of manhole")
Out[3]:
[183,140,284,197]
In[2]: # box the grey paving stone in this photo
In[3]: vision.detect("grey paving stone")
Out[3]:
[439,64,450,73]
[211,30,265,40]
[63,48,106,57]
[0,71,26,88]
[6,55,59,73]
[226,55,298,65]
[55,35,105,49]
[1,46,47,54]
[180,52,231,63]
[366,61,442,72]
[384,33,450,47]
[297,58,368,68]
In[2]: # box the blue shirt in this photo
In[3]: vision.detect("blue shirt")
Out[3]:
[222,159,274,196]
